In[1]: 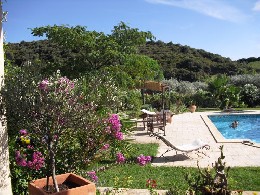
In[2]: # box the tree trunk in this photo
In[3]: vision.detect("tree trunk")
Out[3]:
[46,137,59,192]
[50,142,59,192]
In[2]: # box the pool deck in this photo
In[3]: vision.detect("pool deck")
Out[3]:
[129,110,260,168]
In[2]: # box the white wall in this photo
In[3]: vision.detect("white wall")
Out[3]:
[0,1,13,194]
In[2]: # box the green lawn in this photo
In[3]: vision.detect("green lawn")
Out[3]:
[94,143,260,192]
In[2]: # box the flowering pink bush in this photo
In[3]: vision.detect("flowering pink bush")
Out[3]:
[5,68,129,193]
[137,154,152,166]
[107,114,124,140]
[116,152,125,164]
[39,76,75,94]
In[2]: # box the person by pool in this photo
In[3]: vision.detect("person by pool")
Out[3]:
[231,120,239,128]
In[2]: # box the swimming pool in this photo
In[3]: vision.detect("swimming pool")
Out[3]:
[208,114,260,143]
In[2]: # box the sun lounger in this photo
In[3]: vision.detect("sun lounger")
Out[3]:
[153,133,210,159]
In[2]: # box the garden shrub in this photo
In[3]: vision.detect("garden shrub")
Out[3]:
[121,89,142,116]
[240,84,260,107]
[1,62,44,139]
[230,74,260,88]
[190,90,216,108]
[78,70,121,114]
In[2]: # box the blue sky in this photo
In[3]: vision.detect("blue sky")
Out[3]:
[3,0,260,60]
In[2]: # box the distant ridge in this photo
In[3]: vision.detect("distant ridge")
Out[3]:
[5,40,259,81]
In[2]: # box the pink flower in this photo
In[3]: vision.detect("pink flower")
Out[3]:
[26,151,45,170]
[87,171,98,182]
[108,114,121,131]
[116,152,125,164]
[19,129,28,136]
[101,144,110,150]
[58,77,70,85]
[146,156,152,162]
[27,145,34,149]
[137,154,152,166]
[39,79,49,91]
[114,131,123,140]
[15,151,27,167]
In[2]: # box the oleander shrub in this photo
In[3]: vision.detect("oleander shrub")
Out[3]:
[240,84,260,107]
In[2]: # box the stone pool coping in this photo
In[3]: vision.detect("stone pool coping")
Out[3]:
[200,110,260,148]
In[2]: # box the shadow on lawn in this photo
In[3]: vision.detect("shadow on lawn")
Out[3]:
[152,154,190,163]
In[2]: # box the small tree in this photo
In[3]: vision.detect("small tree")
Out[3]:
[13,71,126,192]
[28,72,103,191]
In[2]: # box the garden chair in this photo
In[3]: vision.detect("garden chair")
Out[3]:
[153,133,210,159]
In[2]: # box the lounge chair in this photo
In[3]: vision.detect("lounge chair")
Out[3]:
[153,133,210,159]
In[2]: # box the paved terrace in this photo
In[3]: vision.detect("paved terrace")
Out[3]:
[129,110,260,168]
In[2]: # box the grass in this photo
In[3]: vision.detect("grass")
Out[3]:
[94,143,260,191]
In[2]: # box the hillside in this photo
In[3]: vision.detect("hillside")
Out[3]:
[5,40,256,81]
[139,41,252,81]
[237,57,260,73]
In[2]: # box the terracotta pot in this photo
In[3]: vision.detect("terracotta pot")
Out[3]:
[189,104,197,113]
[28,173,96,195]
[167,113,174,123]
[167,116,172,123]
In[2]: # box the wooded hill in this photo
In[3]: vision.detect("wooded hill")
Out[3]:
[139,41,260,81]
[5,39,259,82]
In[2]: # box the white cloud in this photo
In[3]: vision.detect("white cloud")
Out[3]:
[253,0,260,11]
[145,0,247,22]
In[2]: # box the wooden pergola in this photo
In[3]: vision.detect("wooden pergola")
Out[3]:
[140,80,170,108]
[139,81,170,136]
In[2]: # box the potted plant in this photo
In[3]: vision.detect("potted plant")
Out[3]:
[13,72,125,194]
[189,101,197,113]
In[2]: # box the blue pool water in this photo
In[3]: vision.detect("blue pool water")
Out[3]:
[208,114,260,143]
